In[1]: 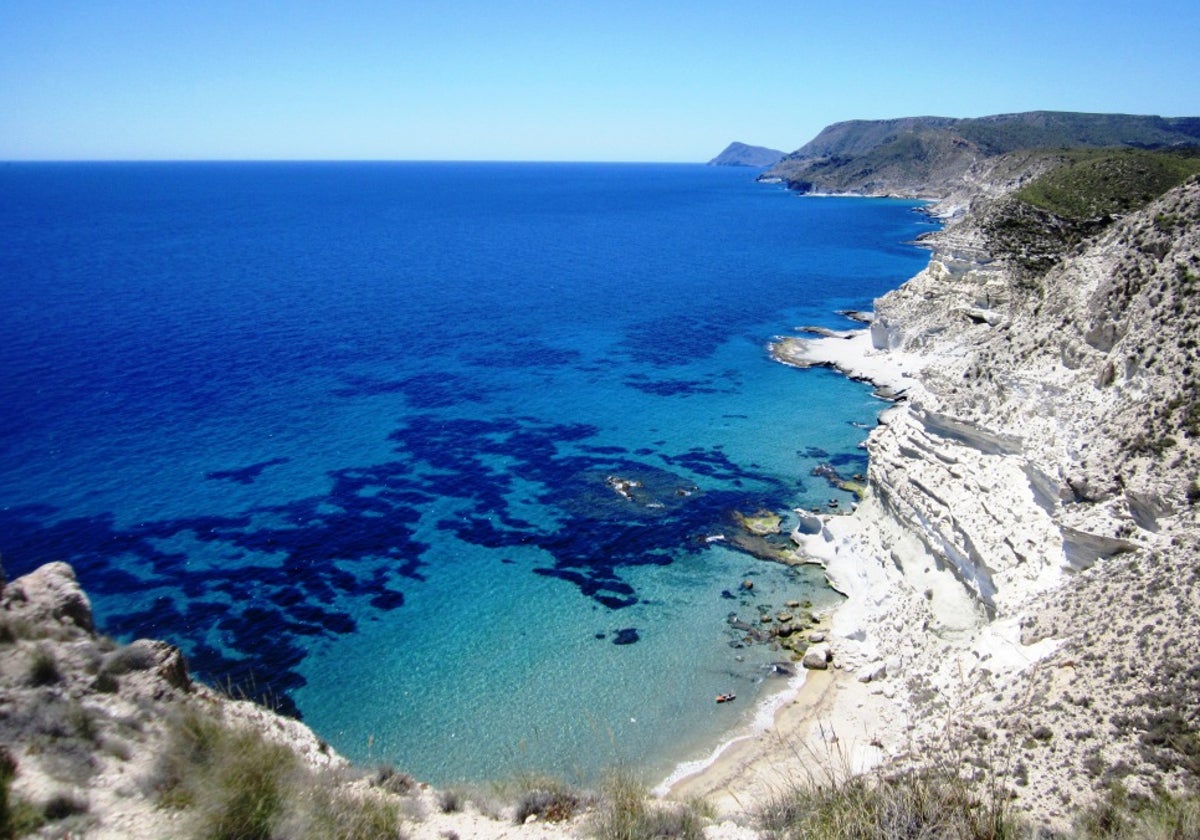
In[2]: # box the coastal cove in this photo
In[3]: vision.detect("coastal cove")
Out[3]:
[0,162,937,787]
[668,160,1200,830]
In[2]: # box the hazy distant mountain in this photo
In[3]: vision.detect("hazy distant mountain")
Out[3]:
[708,141,786,168]
[763,111,1200,195]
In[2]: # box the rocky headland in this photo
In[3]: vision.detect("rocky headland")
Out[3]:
[708,142,786,168]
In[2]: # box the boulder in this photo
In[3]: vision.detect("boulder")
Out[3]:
[793,509,824,536]
[802,643,832,670]
[103,639,192,691]
[857,661,888,683]
[1,562,94,633]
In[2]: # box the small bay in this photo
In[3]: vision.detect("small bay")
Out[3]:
[0,162,933,784]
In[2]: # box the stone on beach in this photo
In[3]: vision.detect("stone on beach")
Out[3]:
[802,643,832,670]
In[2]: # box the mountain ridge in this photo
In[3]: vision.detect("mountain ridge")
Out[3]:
[762,110,1200,196]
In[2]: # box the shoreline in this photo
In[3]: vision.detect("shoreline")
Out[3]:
[659,327,916,810]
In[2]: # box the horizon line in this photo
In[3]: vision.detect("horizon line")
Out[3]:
[0,157,719,166]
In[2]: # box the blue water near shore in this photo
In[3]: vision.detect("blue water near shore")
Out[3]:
[0,162,933,784]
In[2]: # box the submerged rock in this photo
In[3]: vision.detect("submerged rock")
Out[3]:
[612,627,640,645]
[734,509,784,536]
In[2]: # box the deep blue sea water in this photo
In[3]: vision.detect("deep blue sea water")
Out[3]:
[0,162,933,784]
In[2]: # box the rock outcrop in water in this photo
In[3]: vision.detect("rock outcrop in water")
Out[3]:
[707,141,786,168]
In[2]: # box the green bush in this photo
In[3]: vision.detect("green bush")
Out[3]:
[1015,149,1200,221]
[0,748,49,840]
[284,784,401,840]
[1075,787,1200,839]
[438,788,464,813]
[156,708,403,840]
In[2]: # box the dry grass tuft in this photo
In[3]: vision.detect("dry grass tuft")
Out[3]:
[589,769,708,840]
[154,706,403,840]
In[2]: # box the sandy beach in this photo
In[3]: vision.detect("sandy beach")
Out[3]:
[662,327,913,815]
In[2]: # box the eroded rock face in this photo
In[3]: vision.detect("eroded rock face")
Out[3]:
[101,638,193,691]
[860,178,1200,626]
[794,175,1200,828]
[0,565,352,838]
[1,560,94,633]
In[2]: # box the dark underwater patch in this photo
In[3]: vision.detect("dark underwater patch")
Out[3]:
[620,313,729,366]
[623,376,721,397]
[0,408,806,717]
[612,627,639,645]
[206,457,291,485]
[827,451,869,471]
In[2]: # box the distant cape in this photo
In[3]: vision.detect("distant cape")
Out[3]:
[707,141,786,168]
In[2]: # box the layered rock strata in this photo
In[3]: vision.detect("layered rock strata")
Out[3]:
[781,175,1200,827]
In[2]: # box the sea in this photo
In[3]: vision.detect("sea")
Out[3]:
[0,161,933,786]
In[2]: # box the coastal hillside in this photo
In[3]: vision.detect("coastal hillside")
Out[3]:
[762,111,1200,196]
[707,141,786,168]
[756,146,1200,830]
[0,561,635,839]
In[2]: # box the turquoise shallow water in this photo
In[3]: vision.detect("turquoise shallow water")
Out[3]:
[0,162,933,784]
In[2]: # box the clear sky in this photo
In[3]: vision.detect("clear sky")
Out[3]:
[2,0,1198,162]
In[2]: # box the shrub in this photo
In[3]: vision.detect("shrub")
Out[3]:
[438,788,464,814]
[0,747,17,840]
[373,764,415,795]
[0,748,49,840]
[102,642,160,675]
[757,768,1020,840]
[156,708,407,840]
[590,770,707,840]
[156,708,298,840]
[28,646,62,687]
[1075,787,1200,839]
[281,783,401,840]
[41,792,87,821]
[513,779,583,824]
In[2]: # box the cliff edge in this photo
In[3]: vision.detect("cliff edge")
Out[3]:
[0,562,604,839]
[770,153,1200,828]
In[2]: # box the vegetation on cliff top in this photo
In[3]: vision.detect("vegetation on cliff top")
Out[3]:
[982,149,1200,278]
[764,111,1200,196]
[1015,148,1200,219]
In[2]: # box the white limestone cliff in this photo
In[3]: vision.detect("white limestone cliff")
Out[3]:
[777,175,1200,826]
